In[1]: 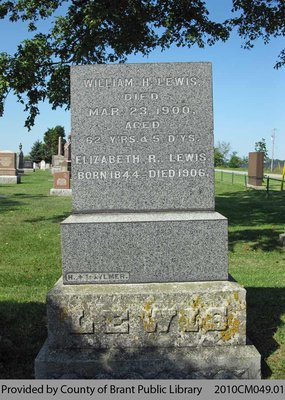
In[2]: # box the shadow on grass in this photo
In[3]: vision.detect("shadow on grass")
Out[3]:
[13,193,49,199]
[0,196,22,213]
[24,212,70,224]
[216,190,285,227]
[246,287,285,378]
[0,301,46,379]
[229,229,284,252]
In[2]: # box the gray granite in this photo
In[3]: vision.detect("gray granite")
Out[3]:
[35,341,261,379]
[71,63,214,212]
[47,278,245,349]
[61,211,228,284]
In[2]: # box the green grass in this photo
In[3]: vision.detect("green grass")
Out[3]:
[215,180,285,379]
[0,171,71,378]
[0,171,285,378]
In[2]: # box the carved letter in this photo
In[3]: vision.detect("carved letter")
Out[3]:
[142,306,176,333]
[103,310,129,334]
[203,307,228,332]
[69,310,94,334]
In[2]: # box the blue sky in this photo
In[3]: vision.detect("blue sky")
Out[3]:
[0,1,284,160]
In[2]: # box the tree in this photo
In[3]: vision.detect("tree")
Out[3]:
[43,125,65,163]
[216,141,231,163]
[214,148,226,167]
[29,140,45,163]
[0,1,284,128]
[228,151,242,168]
[255,138,269,160]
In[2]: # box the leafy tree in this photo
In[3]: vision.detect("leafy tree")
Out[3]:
[228,151,242,168]
[0,1,284,128]
[29,140,45,163]
[216,141,231,163]
[43,125,65,163]
[255,138,269,160]
[214,148,226,167]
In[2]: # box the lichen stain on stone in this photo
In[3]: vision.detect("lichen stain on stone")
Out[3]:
[221,313,240,342]
[201,314,215,331]
[141,302,156,332]
[233,292,239,302]
[192,296,201,308]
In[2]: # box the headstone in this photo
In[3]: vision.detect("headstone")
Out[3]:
[17,143,24,173]
[23,160,33,169]
[35,63,261,379]
[50,172,72,197]
[58,136,62,156]
[40,160,46,170]
[0,151,20,184]
[63,137,71,173]
[248,152,264,186]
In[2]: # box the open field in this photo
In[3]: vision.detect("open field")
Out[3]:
[0,170,285,378]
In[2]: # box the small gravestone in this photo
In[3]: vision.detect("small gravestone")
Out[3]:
[0,151,20,184]
[35,63,260,379]
[248,152,264,187]
[40,160,46,170]
[23,160,33,169]
[50,171,72,196]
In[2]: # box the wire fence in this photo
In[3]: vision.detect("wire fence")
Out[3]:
[215,170,285,193]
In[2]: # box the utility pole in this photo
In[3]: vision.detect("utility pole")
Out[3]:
[271,128,276,172]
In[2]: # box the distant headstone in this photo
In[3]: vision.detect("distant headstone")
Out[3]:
[40,160,46,170]
[23,160,33,169]
[50,171,72,196]
[248,152,264,186]
[54,171,70,189]
[35,63,260,379]
[58,136,62,156]
[0,151,20,184]
[18,143,24,170]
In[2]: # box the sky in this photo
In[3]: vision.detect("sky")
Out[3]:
[0,1,284,160]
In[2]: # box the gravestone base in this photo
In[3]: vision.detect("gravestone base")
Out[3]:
[35,341,260,379]
[0,175,21,184]
[35,279,261,378]
[50,188,72,196]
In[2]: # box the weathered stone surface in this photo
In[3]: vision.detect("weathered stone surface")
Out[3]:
[0,176,20,184]
[35,341,261,379]
[53,171,71,189]
[61,211,228,284]
[0,151,17,177]
[71,63,214,212]
[47,279,245,349]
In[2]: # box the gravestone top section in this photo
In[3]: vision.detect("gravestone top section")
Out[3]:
[71,62,214,212]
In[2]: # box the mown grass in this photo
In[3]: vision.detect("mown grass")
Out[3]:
[0,170,284,378]
[0,171,71,378]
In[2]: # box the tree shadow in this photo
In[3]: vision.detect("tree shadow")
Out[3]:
[0,301,47,379]
[0,196,22,213]
[216,190,285,227]
[24,212,70,224]
[13,193,49,199]
[245,287,285,378]
[228,229,284,252]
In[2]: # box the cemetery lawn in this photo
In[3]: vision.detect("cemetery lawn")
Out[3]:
[0,171,284,379]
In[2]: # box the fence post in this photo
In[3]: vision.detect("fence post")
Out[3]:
[232,172,234,184]
[266,176,270,193]
[221,171,223,182]
[244,174,247,188]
